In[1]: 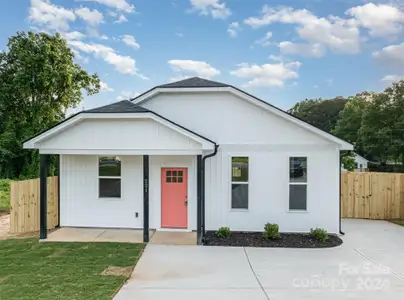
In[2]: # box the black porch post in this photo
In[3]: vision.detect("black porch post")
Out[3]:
[196,155,202,244]
[40,154,49,240]
[143,155,150,242]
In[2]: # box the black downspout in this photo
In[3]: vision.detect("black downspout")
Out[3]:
[339,151,350,235]
[40,154,49,240]
[201,145,219,243]
[143,155,150,243]
[196,155,202,245]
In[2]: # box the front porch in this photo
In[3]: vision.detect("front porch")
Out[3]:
[22,100,217,244]
[45,227,197,245]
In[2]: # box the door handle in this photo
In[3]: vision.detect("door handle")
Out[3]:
[184,200,188,206]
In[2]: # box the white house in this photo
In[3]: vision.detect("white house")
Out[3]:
[341,153,369,172]
[23,77,353,243]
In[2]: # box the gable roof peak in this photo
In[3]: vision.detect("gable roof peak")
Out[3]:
[85,100,149,113]
[158,77,229,88]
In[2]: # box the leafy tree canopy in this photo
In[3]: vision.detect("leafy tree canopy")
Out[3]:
[0,31,100,178]
[288,97,347,133]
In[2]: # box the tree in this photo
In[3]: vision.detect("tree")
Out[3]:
[333,93,371,154]
[0,31,100,178]
[359,92,393,164]
[288,97,347,133]
[342,152,356,171]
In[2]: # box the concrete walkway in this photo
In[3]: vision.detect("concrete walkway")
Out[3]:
[46,228,148,243]
[114,219,404,300]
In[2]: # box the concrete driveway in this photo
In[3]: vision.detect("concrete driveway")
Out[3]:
[114,219,404,299]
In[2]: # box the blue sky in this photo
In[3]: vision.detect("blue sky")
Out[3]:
[1,0,404,110]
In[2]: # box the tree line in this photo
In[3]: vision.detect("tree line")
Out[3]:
[289,84,404,169]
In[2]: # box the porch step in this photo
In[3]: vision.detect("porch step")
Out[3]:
[149,231,196,245]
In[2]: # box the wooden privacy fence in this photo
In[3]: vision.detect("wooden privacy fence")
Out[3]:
[10,176,58,233]
[341,172,404,220]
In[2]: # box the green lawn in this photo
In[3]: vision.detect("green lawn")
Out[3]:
[0,239,144,300]
[0,179,12,210]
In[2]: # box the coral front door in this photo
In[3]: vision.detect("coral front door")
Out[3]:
[161,168,188,228]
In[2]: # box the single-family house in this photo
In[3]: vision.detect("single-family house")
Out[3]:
[23,77,353,244]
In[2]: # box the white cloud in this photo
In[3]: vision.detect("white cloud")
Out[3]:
[168,60,220,78]
[68,40,148,79]
[29,0,76,31]
[279,41,325,57]
[381,74,404,82]
[82,0,135,13]
[230,61,301,88]
[121,35,140,50]
[100,81,114,92]
[373,42,404,66]
[114,14,128,23]
[346,3,404,36]
[244,5,360,55]
[255,31,273,46]
[116,91,140,101]
[228,22,241,37]
[176,32,184,38]
[61,31,86,40]
[245,5,317,28]
[75,7,104,26]
[189,0,231,19]
[169,75,192,82]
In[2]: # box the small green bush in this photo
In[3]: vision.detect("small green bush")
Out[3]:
[263,223,280,239]
[216,226,231,238]
[310,228,329,242]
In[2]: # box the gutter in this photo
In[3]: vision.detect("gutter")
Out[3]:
[339,151,351,235]
[201,145,219,243]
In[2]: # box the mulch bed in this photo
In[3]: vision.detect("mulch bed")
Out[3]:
[204,231,343,248]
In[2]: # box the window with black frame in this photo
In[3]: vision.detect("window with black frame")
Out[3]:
[99,156,121,198]
[289,157,307,210]
[231,157,249,209]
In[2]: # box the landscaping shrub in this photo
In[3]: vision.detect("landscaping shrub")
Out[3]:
[263,223,280,239]
[310,228,329,242]
[0,179,12,209]
[216,226,231,238]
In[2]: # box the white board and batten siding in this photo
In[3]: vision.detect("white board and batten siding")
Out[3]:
[60,154,198,230]
[60,155,143,228]
[142,91,341,233]
[38,118,202,154]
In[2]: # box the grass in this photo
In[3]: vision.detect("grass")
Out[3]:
[0,239,144,300]
[390,219,404,227]
[0,179,12,210]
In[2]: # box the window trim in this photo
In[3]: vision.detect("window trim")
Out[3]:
[98,156,122,200]
[288,156,308,212]
[230,155,249,211]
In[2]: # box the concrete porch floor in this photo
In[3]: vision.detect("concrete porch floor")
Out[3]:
[45,227,197,245]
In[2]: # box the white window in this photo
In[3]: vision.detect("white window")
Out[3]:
[99,156,121,198]
[289,157,307,211]
[231,157,249,209]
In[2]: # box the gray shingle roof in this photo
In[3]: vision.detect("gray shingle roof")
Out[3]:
[158,77,229,88]
[85,100,149,113]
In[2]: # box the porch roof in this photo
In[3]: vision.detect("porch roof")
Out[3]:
[23,101,216,155]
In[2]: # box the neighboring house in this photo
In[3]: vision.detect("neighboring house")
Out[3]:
[341,153,369,172]
[23,77,353,243]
